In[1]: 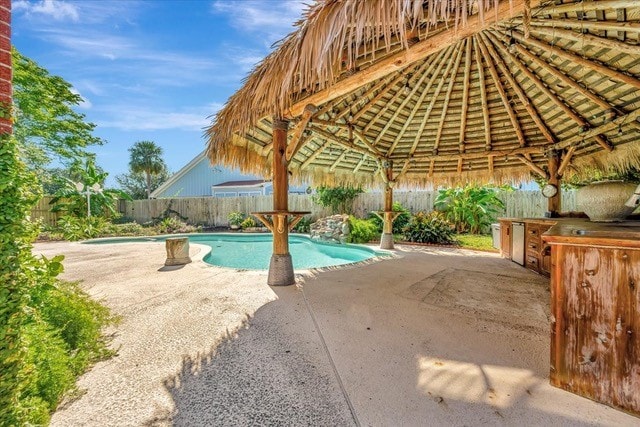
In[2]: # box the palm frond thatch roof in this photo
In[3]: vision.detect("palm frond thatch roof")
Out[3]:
[207,0,640,187]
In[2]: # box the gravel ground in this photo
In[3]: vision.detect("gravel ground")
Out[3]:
[34,240,638,426]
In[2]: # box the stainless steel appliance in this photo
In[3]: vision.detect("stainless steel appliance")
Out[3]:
[511,222,525,266]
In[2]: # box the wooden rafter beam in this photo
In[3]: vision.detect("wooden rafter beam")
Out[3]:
[387,47,453,155]
[351,72,407,123]
[309,119,384,157]
[481,32,556,144]
[484,31,614,152]
[515,154,548,179]
[459,38,472,155]
[412,46,461,154]
[434,41,466,155]
[473,37,492,152]
[329,150,348,172]
[476,35,527,147]
[510,29,640,90]
[528,18,640,34]
[372,59,435,148]
[557,146,576,177]
[284,0,540,119]
[529,26,640,57]
[533,0,638,15]
[390,145,543,162]
[334,74,395,121]
[300,140,329,170]
[285,104,317,162]
[490,30,613,112]
[554,108,640,151]
[308,124,378,160]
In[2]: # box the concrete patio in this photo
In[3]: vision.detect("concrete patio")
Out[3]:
[35,240,638,426]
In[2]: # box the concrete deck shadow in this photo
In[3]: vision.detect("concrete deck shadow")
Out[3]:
[144,293,354,426]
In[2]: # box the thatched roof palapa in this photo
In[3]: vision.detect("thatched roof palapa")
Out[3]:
[207,0,640,188]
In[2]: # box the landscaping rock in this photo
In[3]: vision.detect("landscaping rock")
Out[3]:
[310,214,350,244]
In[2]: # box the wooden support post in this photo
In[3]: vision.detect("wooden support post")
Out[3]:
[268,118,295,286]
[380,160,395,250]
[548,150,561,216]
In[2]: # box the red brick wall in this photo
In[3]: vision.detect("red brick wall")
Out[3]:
[0,0,10,135]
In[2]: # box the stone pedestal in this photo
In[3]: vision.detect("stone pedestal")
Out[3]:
[165,237,192,266]
[380,232,394,249]
[267,253,295,286]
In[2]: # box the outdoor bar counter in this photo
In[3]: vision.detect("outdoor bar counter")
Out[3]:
[542,219,639,416]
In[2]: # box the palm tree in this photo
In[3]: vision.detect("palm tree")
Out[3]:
[128,141,166,199]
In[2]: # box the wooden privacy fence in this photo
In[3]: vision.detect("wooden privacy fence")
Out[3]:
[30,196,60,226]
[119,190,577,227]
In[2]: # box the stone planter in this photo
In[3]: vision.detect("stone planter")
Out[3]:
[576,180,637,222]
[230,224,240,230]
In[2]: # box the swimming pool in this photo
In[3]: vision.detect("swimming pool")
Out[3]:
[87,233,384,270]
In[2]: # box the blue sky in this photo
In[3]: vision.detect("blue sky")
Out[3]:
[12,0,306,186]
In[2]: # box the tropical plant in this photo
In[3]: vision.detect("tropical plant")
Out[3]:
[227,211,245,227]
[434,184,510,234]
[347,216,379,243]
[241,216,258,229]
[368,201,411,234]
[12,48,103,176]
[49,159,130,217]
[128,141,167,199]
[115,166,170,200]
[312,185,364,214]
[402,211,455,244]
[56,215,109,241]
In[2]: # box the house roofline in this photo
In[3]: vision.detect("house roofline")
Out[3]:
[150,150,207,198]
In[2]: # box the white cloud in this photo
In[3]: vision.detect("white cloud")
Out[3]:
[97,103,223,132]
[211,0,306,41]
[70,87,92,109]
[13,0,79,21]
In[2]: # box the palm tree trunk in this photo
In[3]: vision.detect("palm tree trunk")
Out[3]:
[145,171,151,199]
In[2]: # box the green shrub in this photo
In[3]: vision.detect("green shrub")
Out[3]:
[241,216,258,229]
[292,216,312,233]
[56,215,109,241]
[347,216,379,243]
[156,216,198,234]
[106,222,145,236]
[368,201,411,234]
[227,211,244,226]
[434,184,509,234]
[402,211,455,244]
[312,185,364,214]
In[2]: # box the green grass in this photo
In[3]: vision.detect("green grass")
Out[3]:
[454,234,498,252]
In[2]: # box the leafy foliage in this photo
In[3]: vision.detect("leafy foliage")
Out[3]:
[312,185,364,214]
[49,158,131,217]
[128,141,167,199]
[156,217,199,234]
[434,184,509,234]
[241,216,258,229]
[402,211,455,244]
[227,211,245,226]
[292,216,312,233]
[115,167,170,200]
[56,216,109,241]
[12,47,102,173]
[347,216,379,243]
[368,201,411,234]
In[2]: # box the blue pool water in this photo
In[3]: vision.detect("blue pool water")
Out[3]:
[87,233,382,270]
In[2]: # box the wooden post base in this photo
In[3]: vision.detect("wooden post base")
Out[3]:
[380,233,394,250]
[267,254,295,286]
